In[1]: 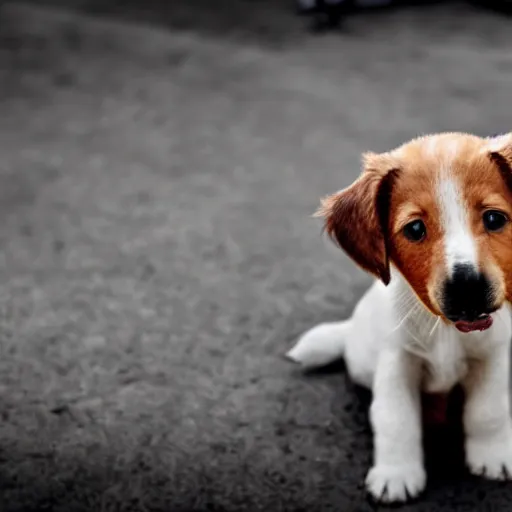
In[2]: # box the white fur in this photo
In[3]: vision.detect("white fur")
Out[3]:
[486,133,512,153]
[437,176,478,272]
[287,269,512,503]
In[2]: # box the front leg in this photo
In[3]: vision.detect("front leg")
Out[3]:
[366,349,426,503]
[463,343,512,480]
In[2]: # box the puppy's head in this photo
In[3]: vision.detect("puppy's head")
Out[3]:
[319,132,512,332]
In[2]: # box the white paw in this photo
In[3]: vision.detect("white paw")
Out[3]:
[365,464,426,503]
[466,430,512,480]
[286,322,347,370]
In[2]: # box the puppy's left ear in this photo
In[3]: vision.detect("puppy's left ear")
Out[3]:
[315,152,398,285]
[486,133,512,185]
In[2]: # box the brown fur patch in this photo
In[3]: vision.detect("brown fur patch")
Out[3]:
[317,165,398,284]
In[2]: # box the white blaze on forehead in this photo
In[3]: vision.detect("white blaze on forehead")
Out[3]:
[424,135,461,163]
[433,138,478,274]
[424,136,441,158]
[436,176,477,274]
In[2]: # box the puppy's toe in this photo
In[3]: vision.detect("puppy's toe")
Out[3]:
[466,430,512,480]
[366,464,426,503]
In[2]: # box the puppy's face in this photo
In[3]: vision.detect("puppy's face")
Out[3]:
[320,133,512,332]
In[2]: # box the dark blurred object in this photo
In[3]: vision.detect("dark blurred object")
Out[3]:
[296,0,398,31]
[296,0,350,30]
[297,0,512,32]
[469,0,512,13]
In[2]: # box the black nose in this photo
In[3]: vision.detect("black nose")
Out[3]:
[442,264,495,322]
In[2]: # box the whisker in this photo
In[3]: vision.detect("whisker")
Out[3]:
[387,288,442,361]
[386,303,420,339]
[393,303,422,332]
[404,328,426,348]
[392,286,414,305]
[417,312,438,337]
[399,300,421,320]
[394,295,418,318]
[428,317,441,338]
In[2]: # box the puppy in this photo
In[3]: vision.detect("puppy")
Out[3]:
[287,132,512,503]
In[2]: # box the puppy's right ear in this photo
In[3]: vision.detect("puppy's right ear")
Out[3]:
[486,133,512,188]
[315,153,398,285]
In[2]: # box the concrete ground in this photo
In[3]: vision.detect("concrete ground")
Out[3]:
[0,1,512,510]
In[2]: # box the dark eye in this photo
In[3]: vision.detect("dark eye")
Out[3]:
[403,219,426,242]
[483,210,508,233]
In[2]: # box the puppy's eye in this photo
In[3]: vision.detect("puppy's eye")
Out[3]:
[483,210,508,233]
[403,220,426,242]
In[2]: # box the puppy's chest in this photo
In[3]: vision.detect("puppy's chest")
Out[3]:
[417,335,468,393]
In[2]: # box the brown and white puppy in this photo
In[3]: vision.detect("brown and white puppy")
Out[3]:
[287,132,512,503]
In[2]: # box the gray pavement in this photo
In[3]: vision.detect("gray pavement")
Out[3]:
[0,1,511,510]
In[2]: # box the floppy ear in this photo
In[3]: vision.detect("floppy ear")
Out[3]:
[316,153,398,285]
[487,133,512,187]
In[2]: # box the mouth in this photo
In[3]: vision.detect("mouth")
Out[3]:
[454,314,494,333]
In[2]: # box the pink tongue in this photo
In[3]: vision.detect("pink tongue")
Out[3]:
[455,315,493,333]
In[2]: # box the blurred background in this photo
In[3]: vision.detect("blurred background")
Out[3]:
[0,1,511,511]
